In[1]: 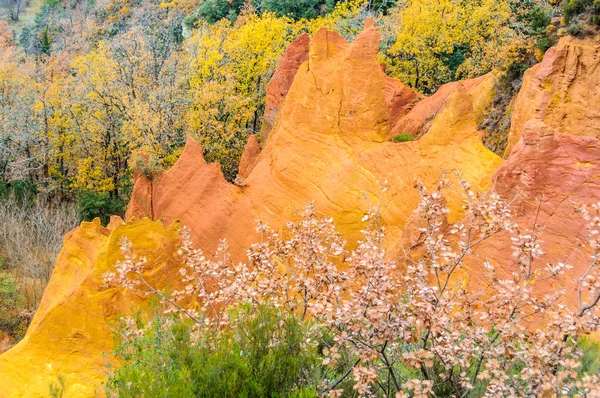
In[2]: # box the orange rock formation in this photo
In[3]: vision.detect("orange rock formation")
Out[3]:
[505,35,600,156]
[127,19,501,257]
[261,33,310,136]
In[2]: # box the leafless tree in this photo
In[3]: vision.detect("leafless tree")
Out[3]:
[1,0,25,21]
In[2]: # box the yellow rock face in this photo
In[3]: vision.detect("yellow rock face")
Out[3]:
[0,22,503,396]
[0,217,182,397]
[505,35,600,157]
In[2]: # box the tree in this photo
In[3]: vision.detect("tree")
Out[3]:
[379,0,550,93]
[257,0,335,20]
[1,0,25,21]
[196,0,245,23]
[185,12,302,181]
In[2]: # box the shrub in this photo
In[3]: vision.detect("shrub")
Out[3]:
[193,0,347,24]
[76,191,124,225]
[0,269,25,339]
[105,304,323,397]
[528,5,553,34]
[536,35,552,52]
[256,0,334,20]
[0,179,38,204]
[133,155,161,180]
[0,196,77,311]
[368,0,398,13]
[567,18,584,35]
[564,0,600,26]
[393,133,413,142]
[579,336,600,375]
[197,0,245,24]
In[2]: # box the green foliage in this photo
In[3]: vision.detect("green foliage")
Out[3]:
[564,0,592,23]
[568,19,584,35]
[504,62,529,83]
[106,305,323,397]
[49,375,66,398]
[0,179,38,204]
[256,0,335,20]
[76,191,124,225]
[527,5,553,52]
[393,133,414,143]
[194,0,344,23]
[197,0,245,24]
[579,336,600,375]
[0,267,25,339]
[105,301,600,397]
[564,0,600,26]
[40,27,51,55]
[368,0,398,13]
[528,5,553,34]
[537,35,552,52]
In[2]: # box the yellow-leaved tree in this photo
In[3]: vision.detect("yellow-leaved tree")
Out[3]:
[185,11,304,180]
[379,0,532,93]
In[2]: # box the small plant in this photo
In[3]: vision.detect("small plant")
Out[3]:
[568,18,585,35]
[393,133,414,143]
[564,0,600,28]
[49,375,66,398]
[133,154,161,181]
[0,269,25,339]
[76,191,124,226]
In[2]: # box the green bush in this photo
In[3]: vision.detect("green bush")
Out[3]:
[368,0,398,13]
[0,268,25,339]
[197,0,245,24]
[0,179,38,205]
[579,336,600,375]
[536,35,552,52]
[567,19,584,35]
[528,5,553,34]
[76,191,125,225]
[105,301,600,397]
[105,305,324,397]
[564,0,600,26]
[393,133,414,143]
[194,0,373,24]
[257,0,334,20]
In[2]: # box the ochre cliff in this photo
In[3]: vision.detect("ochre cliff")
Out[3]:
[2,23,600,398]
[505,35,600,156]
[261,33,310,137]
[482,128,600,308]
[0,217,182,397]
